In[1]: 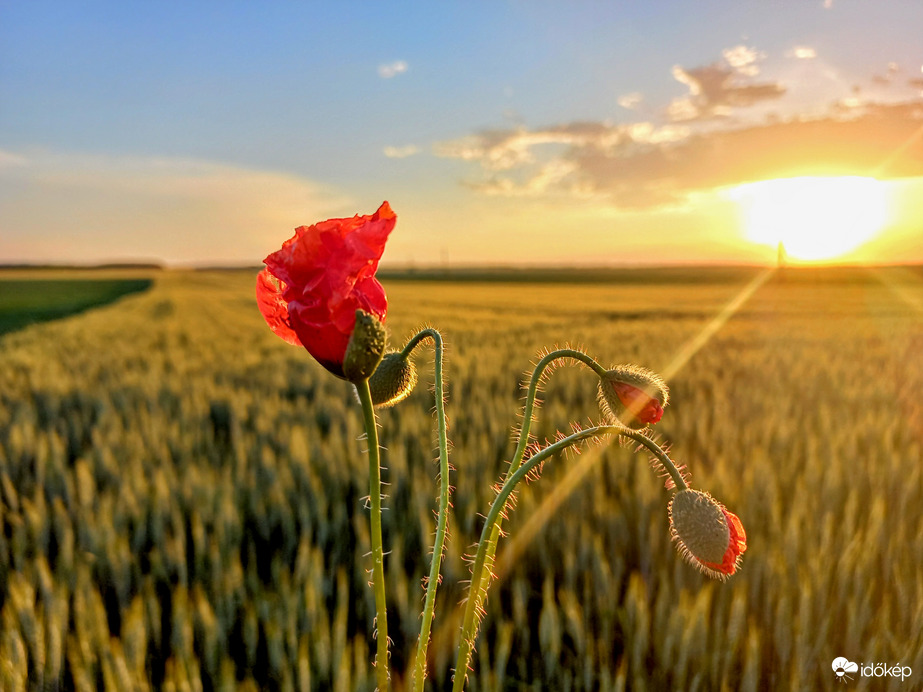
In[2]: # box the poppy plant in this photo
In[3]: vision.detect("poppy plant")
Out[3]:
[256,202,396,378]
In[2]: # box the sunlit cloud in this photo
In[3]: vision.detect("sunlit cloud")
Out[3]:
[618,92,644,110]
[872,61,901,86]
[668,47,785,121]
[722,45,764,76]
[436,100,923,209]
[0,151,352,264]
[378,60,408,78]
[383,145,420,158]
[790,46,817,60]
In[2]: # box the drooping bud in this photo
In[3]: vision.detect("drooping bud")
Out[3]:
[597,364,668,429]
[668,489,747,580]
[369,352,418,407]
[343,310,387,383]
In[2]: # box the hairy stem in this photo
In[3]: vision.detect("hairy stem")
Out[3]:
[407,329,451,692]
[452,424,625,691]
[356,379,390,691]
[452,349,607,691]
[618,426,688,491]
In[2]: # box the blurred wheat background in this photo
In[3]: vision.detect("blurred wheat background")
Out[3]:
[1,266,921,691]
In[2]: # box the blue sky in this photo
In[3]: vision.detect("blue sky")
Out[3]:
[2,1,923,266]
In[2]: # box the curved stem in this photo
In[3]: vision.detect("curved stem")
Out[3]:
[356,379,390,692]
[452,424,622,691]
[618,427,688,491]
[406,329,450,692]
[509,349,609,473]
[451,417,687,690]
[452,349,607,688]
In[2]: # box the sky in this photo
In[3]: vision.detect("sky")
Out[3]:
[2,1,923,267]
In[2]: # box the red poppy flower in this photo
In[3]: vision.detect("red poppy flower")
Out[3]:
[256,201,396,377]
[669,489,747,579]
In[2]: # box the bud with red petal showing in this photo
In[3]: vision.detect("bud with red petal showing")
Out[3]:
[668,489,747,580]
[597,365,669,429]
[368,351,418,408]
[256,202,395,379]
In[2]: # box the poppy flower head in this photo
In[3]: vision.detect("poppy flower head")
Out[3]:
[256,202,396,378]
[597,365,669,429]
[668,489,747,580]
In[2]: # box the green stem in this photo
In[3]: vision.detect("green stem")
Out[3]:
[406,329,450,692]
[453,424,625,691]
[452,423,685,688]
[356,379,390,692]
[451,349,608,691]
[618,426,688,491]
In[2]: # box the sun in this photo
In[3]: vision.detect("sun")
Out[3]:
[730,176,889,262]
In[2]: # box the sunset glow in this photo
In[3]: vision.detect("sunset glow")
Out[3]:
[731,177,890,262]
[2,3,923,266]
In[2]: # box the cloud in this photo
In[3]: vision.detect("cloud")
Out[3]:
[383,145,420,158]
[668,47,786,121]
[722,45,764,76]
[436,100,923,209]
[790,46,817,60]
[618,92,644,110]
[872,61,901,86]
[378,60,408,78]
[0,152,352,264]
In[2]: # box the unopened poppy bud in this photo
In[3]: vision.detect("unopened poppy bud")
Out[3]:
[597,365,668,429]
[343,310,387,383]
[668,489,747,580]
[369,352,418,407]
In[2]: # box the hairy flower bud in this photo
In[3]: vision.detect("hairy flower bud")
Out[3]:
[369,352,418,407]
[597,365,668,429]
[343,310,387,383]
[669,489,747,579]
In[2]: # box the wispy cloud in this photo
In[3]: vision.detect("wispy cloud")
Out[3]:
[722,45,764,76]
[436,101,923,209]
[378,60,408,79]
[668,46,785,121]
[617,92,644,110]
[0,152,352,264]
[383,145,419,158]
[790,46,817,60]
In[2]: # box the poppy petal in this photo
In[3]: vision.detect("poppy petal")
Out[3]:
[256,269,302,346]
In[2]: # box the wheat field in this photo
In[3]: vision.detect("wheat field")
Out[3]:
[1,266,921,691]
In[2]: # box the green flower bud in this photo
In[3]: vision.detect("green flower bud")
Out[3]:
[343,310,387,383]
[668,489,747,580]
[369,352,418,407]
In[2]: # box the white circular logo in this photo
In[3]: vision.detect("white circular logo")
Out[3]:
[832,657,859,684]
